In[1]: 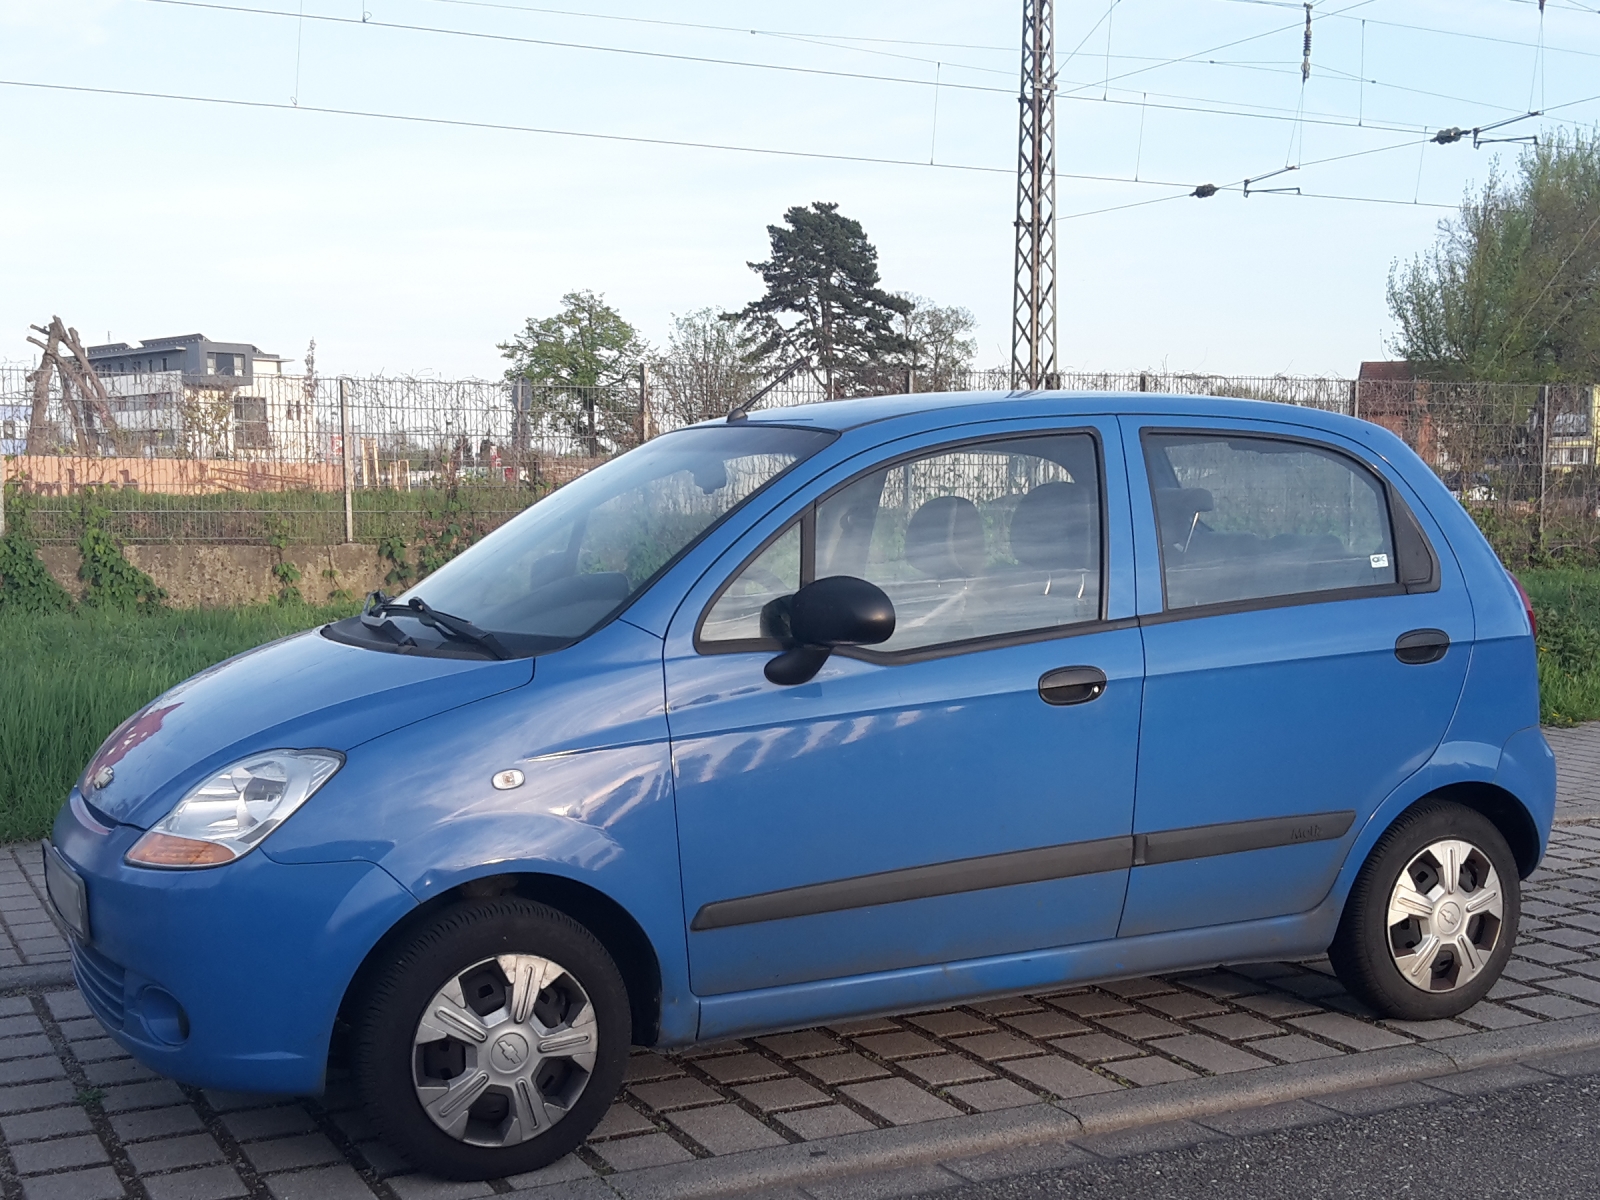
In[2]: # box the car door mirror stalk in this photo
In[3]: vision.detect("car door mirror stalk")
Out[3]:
[763,576,895,686]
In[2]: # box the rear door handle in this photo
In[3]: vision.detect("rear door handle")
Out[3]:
[1038,666,1108,706]
[1395,628,1450,665]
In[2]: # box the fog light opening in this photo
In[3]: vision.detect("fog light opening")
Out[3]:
[138,986,190,1045]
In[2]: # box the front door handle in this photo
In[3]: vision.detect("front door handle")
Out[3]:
[1038,666,1108,706]
[1395,628,1450,665]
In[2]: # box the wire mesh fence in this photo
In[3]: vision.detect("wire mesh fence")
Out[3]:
[3,360,1598,567]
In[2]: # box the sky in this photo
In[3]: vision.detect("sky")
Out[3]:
[2,0,1599,379]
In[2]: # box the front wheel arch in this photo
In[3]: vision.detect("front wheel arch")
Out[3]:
[338,871,662,1050]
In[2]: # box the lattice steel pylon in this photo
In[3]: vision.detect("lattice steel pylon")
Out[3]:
[1011,0,1057,390]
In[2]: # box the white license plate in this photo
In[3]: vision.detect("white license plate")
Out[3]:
[43,841,89,942]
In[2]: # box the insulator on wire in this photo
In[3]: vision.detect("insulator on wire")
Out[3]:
[1432,127,1465,145]
[1192,184,1218,199]
[1301,3,1313,83]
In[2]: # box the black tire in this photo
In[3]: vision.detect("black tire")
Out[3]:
[1330,800,1520,1021]
[352,898,630,1180]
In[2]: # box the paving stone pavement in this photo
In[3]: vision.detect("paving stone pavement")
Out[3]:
[2,723,1599,1199]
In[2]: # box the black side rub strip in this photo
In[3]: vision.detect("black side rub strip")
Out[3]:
[1134,810,1356,866]
[691,810,1357,931]
[691,837,1133,932]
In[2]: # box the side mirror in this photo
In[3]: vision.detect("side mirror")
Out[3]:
[764,576,895,686]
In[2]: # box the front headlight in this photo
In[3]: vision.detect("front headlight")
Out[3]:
[125,750,343,869]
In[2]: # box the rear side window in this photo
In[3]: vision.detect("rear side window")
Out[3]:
[1144,433,1396,610]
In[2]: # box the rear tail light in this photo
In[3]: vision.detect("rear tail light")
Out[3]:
[1509,573,1536,638]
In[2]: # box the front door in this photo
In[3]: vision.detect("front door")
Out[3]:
[664,424,1146,997]
[1119,418,1474,937]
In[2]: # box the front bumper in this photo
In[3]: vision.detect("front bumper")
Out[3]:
[50,792,416,1095]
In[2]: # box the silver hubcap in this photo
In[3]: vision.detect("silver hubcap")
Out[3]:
[412,955,598,1147]
[1387,838,1505,993]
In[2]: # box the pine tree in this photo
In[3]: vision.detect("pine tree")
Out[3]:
[728,202,912,398]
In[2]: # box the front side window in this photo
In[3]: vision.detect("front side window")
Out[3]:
[1145,432,1396,610]
[700,432,1103,654]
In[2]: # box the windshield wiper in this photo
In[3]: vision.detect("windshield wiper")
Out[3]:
[361,592,513,660]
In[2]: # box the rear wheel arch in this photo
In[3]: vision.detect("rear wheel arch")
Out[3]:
[1410,781,1542,879]
[339,871,663,1049]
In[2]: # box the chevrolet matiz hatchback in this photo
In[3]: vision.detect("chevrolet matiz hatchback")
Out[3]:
[46,393,1554,1179]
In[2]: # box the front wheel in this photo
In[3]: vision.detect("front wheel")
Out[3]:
[1330,800,1520,1021]
[352,898,630,1180]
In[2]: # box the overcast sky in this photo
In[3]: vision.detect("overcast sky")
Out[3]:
[3,0,1599,379]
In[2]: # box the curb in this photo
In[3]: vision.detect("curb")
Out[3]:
[0,961,76,991]
[604,1014,1600,1200]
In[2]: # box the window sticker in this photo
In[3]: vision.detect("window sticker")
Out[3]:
[1371,553,1390,569]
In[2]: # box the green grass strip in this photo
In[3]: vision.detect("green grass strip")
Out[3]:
[0,604,357,842]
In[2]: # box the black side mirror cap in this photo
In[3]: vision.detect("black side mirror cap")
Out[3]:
[763,576,895,686]
[790,576,895,647]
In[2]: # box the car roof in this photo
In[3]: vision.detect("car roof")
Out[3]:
[738,390,1359,436]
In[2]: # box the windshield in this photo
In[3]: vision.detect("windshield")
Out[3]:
[384,424,833,655]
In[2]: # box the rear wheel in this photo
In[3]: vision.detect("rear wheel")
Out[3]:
[1330,800,1520,1021]
[353,898,630,1179]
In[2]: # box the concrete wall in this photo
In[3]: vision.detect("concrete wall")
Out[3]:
[37,544,391,608]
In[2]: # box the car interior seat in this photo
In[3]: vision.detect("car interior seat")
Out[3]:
[904,496,987,579]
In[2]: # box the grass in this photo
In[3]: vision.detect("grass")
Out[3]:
[0,603,357,842]
[1524,567,1600,727]
[2,572,1598,843]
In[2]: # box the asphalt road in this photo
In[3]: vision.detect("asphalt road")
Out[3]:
[918,1074,1600,1200]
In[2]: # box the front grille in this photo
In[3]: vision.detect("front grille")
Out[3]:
[71,938,126,1030]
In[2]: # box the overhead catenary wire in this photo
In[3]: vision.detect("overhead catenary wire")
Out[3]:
[411,0,1020,54]
[131,0,1025,98]
[33,1,1600,224]
[121,0,1600,140]
[0,76,1454,214]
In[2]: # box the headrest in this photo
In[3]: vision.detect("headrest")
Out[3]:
[1154,487,1214,534]
[905,496,987,578]
[1009,482,1093,569]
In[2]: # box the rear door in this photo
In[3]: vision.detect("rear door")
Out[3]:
[1118,416,1474,937]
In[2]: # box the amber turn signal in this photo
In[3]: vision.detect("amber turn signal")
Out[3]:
[125,833,239,868]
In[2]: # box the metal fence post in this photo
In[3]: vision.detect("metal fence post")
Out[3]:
[340,378,354,544]
[638,364,651,443]
[1539,383,1550,548]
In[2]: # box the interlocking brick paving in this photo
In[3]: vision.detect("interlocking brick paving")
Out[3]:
[2,726,1599,1197]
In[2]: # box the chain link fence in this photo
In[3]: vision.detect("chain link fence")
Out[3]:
[3,361,1598,566]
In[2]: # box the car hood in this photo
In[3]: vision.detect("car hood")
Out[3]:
[79,628,534,829]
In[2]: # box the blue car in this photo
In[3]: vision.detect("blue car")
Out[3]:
[46,392,1553,1179]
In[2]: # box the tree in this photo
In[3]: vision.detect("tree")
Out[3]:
[655,308,762,427]
[895,294,977,392]
[499,291,647,451]
[728,202,912,398]
[1388,132,1600,382]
